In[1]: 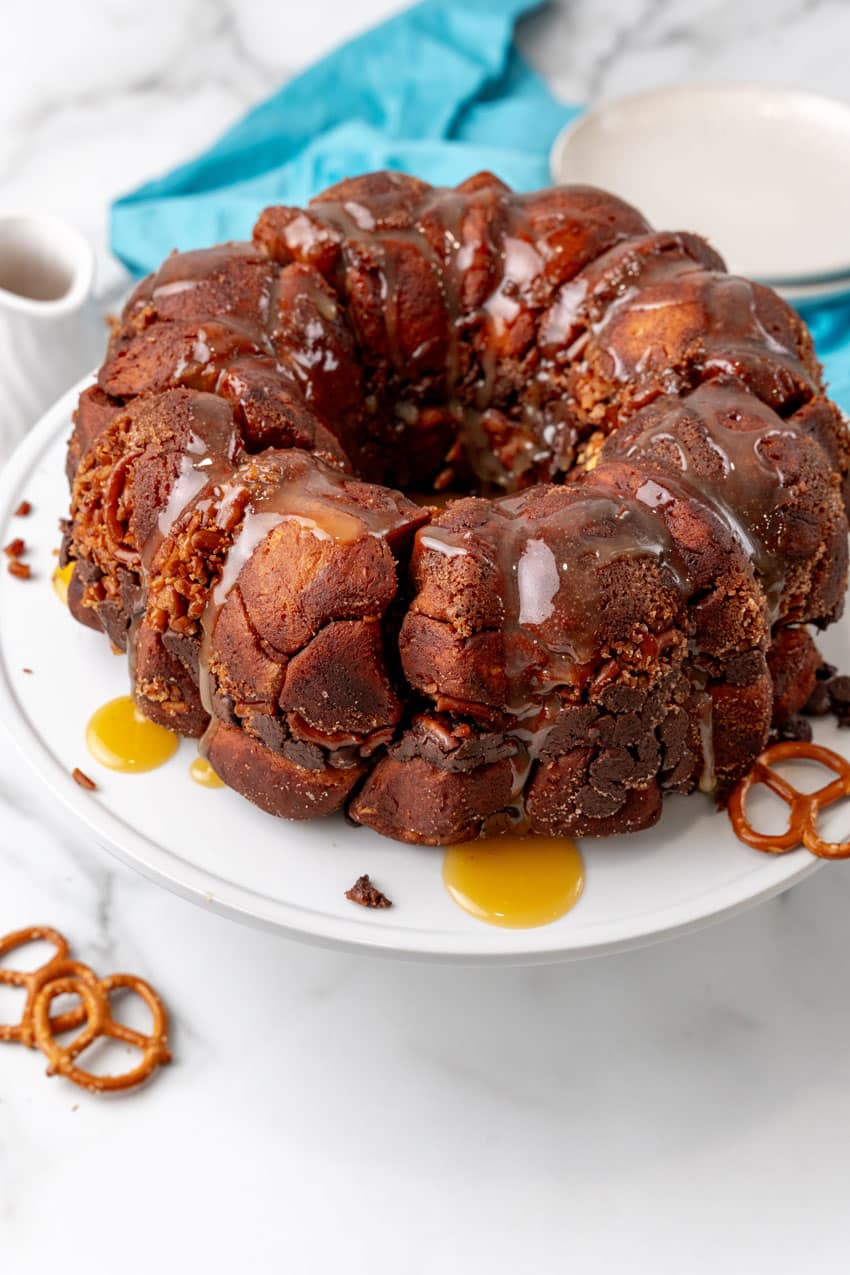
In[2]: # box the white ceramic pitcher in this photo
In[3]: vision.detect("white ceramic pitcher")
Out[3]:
[0,214,103,459]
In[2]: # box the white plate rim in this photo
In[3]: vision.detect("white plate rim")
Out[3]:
[0,378,829,964]
[549,82,850,291]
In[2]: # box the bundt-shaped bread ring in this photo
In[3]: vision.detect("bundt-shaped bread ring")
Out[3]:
[61,171,850,844]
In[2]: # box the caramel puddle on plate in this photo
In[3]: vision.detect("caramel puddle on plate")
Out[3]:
[189,755,225,788]
[52,562,74,606]
[443,834,585,928]
[86,696,179,773]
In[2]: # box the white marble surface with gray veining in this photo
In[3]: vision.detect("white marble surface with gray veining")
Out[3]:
[2,2,850,1270]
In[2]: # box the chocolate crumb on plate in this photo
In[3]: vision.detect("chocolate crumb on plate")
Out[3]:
[828,675,850,727]
[14,500,32,517]
[771,713,813,744]
[71,767,97,791]
[4,538,25,558]
[22,668,33,674]
[803,682,832,717]
[345,874,392,909]
[804,666,850,727]
[7,560,31,580]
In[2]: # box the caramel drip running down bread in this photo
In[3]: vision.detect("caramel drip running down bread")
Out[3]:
[61,171,850,845]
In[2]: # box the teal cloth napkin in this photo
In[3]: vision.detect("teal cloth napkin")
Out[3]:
[110,0,849,411]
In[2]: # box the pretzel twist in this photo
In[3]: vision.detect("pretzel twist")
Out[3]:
[728,741,850,860]
[32,972,172,1093]
[0,926,94,1046]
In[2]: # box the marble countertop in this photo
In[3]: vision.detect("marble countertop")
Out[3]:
[3,1,850,1270]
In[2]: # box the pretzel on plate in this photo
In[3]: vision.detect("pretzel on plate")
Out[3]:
[728,741,850,860]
